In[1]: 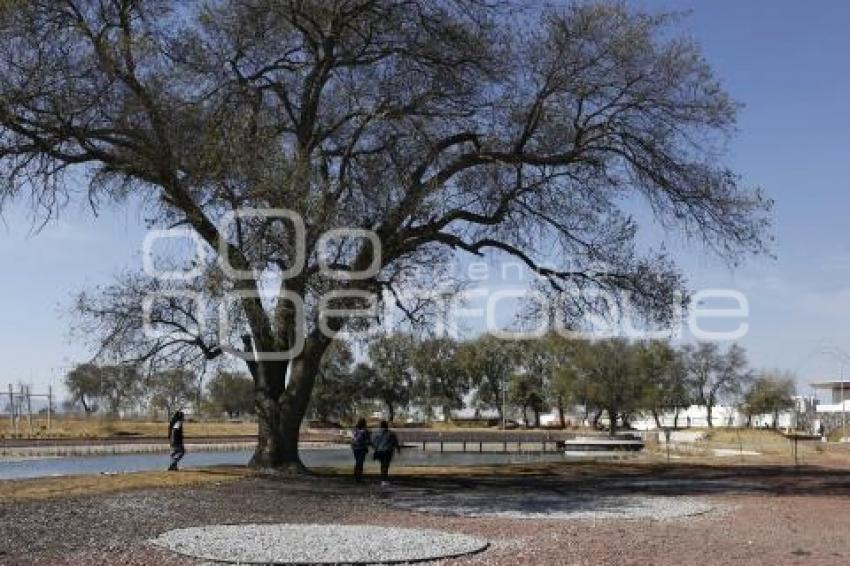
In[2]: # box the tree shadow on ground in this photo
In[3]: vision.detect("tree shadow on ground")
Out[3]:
[348,463,850,498]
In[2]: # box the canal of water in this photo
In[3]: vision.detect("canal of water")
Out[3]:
[0,447,568,481]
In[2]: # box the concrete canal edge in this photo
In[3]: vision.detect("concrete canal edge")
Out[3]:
[0,440,332,458]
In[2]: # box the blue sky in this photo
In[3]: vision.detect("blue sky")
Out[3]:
[649,0,850,387]
[2,0,850,396]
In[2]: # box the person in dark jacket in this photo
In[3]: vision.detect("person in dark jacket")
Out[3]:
[372,420,401,486]
[350,417,371,483]
[167,410,186,471]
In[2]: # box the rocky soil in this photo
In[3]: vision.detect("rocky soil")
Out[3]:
[4,464,850,565]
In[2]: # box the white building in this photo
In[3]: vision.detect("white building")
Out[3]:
[811,380,850,414]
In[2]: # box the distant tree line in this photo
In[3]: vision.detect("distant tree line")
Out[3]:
[308,333,797,434]
[64,364,254,419]
[63,334,795,431]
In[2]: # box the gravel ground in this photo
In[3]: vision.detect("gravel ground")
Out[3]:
[151,523,488,564]
[390,490,716,520]
[5,465,850,565]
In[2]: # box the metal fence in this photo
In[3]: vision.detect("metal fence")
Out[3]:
[2,384,55,434]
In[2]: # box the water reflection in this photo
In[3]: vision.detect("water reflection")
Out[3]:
[0,448,566,481]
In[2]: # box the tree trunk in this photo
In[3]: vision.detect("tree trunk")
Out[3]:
[706,402,714,428]
[247,345,325,472]
[652,409,662,429]
[251,391,301,471]
[592,408,602,428]
[607,406,617,437]
[386,402,395,424]
[557,396,566,429]
[442,404,453,423]
[533,407,541,428]
[673,407,680,429]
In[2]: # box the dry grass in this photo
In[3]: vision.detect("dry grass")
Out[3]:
[313,462,566,478]
[313,459,696,480]
[0,467,250,503]
[702,428,834,460]
[644,427,805,456]
[0,417,258,439]
[701,427,789,445]
[827,425,850,442]
[0,462,564,503]
[9,451,850,505]
[644,427,850,466]
[0,461,609,504]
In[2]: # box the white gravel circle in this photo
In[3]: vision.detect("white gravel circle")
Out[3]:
[150,523,489,564]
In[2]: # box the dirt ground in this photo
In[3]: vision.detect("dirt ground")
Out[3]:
[3,461,850,565]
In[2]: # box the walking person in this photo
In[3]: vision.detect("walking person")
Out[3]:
[351,417,371,483]
[167,410,186,471]
[372,420,401,486]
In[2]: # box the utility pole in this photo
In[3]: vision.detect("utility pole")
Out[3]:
[47,385,53,431]
[501,374,507,430]
[839,362,847,441]
[7,384,13,433]
[99,368,105,423]
[23,384,32,433]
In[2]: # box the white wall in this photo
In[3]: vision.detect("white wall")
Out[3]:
[630,404,795,430]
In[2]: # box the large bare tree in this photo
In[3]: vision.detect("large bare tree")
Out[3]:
[0,1,770,470]
[685,342,753,427]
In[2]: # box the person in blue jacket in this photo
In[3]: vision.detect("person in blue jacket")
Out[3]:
[351,417,371,483]
[372,420,401,486]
